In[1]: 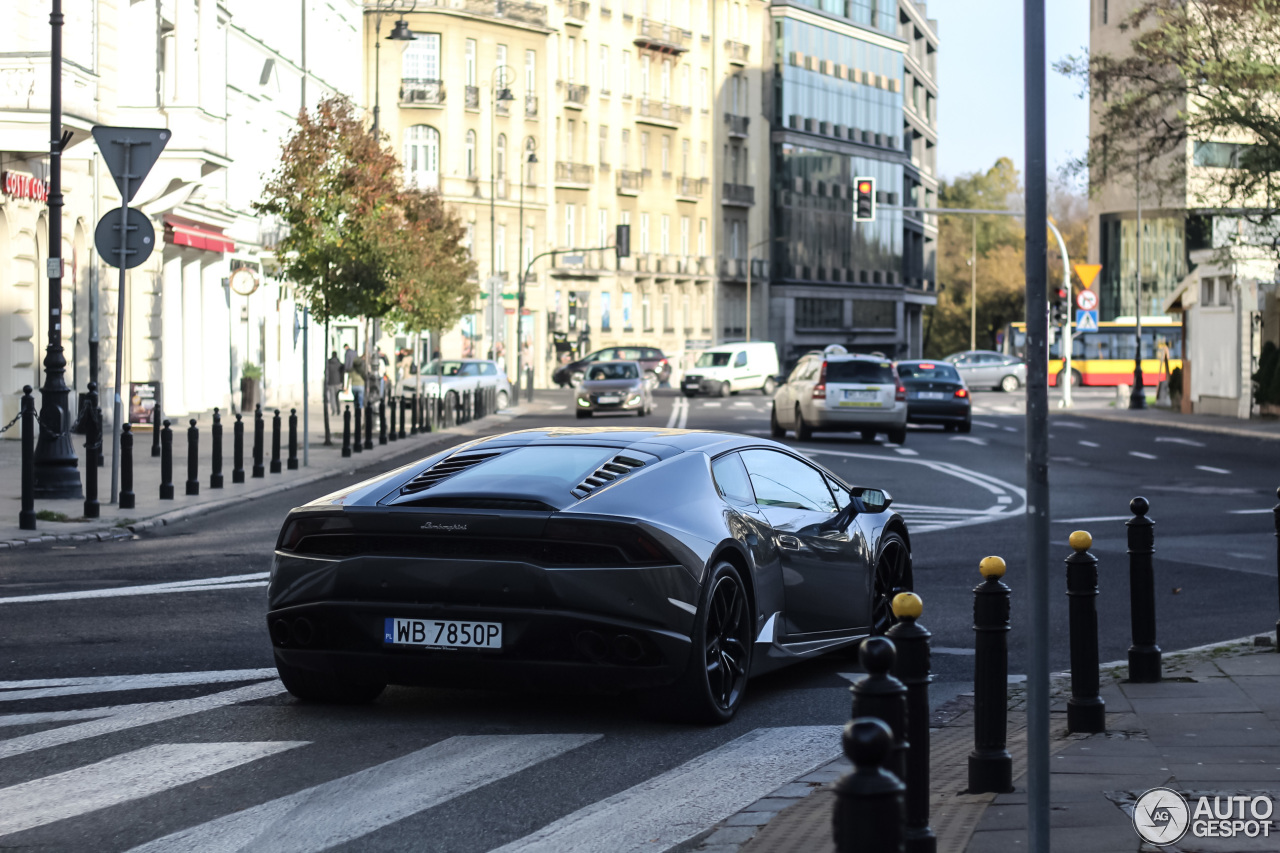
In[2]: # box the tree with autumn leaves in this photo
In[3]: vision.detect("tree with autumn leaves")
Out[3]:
[254,95,476,334]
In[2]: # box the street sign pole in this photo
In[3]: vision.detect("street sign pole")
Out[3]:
[1049,225,1073,409]
[108,143,131,505]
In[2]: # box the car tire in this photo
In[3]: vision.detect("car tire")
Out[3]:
[871,531,912,636]
[636,404,647,417]
[770,405,786,438]
[795,406,813,441]
[1000,374,1021,393]
[576,409,592,419]
[762,377,777,396]
[275,656,385,704]
[682,390,697,398]
[718,381,731,398]
[944,423,957,432]
[959,419,972,434]
[1056,369,1082,388]
[664,561,753,724]
[860,430,876,443]
[888,428,907,445]
[497,390,509,410]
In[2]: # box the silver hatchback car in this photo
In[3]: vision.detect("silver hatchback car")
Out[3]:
[575,361,654,417]
[771,348,908,443]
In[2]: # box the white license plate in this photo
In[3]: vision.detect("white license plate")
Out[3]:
[596,395,621,404]
[384,618,502,649]
[844,390,878,401]
[916,391,945,400]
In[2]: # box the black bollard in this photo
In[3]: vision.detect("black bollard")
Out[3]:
[270,409,282,474]
[252,405,265,478]
[232,414,246,484]
[833,717,905,853]
[364,399,374,450]
[19,386,36,529]
[287,408,299,469]
[342,405,352,458]
[399,395,407,439]
[850,636,908,786]
[83,382,101,519]
[1127,497,1161,682]
[1274,487,1280,651]
[526,366,534,402]
[378,397,388,445]
[352,404,363,454]
[1066,531,1106,733]
[185,418,200,496]
[388,397,398,443]
[888,593,935,853]
[119,423,135,510]
[210,409,224,488]
[969,556,1013,794]
[159,420,175,500]
[151,398,162,458]
[409,394,419,436]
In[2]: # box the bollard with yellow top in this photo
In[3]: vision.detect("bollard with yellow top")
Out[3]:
[968,556,1013,794]
[1066,530,1106,733]
[887,592,936,853]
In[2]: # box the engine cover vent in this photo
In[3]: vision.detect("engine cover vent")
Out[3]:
[400,451,502,495]
[571,454,647,499]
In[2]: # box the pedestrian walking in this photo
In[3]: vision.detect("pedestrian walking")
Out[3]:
[349,357,366,410]
[325,351,344,416]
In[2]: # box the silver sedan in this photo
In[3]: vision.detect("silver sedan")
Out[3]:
[575,361,653,418]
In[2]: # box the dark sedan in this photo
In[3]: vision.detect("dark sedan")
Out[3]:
[268,428,912,723]
[897,360,971,432]
[553,347,671,388]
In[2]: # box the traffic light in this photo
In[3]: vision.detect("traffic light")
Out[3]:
[1051,288,1068,325]
[854,177,876,222]
[615,223,630,259]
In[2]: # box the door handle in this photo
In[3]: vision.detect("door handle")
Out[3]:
[778,535,801,551]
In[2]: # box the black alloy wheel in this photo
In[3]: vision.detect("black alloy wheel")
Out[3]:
[959,419,972,434]
[871,531,911,635]
[275,655,385,704]
[795,406,813,441]
[888,427,907,445]
[770,404,786,438]
[667,562,753,723]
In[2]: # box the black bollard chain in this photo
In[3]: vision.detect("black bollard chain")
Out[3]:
[252,405,265,478]
[232,414,246,484]
[1066,531,1106,734]
[83,383,101,519]
[850,636,909,785]
[210,409,224,488]
[19,386,36,530]
[833,717,905,853]
[887,593,935,853]
[969,556,1013,794]
[342,405,352,458]
[159,420,175,500]
[270,410,282,474]
[185,419,200,496]
[287,408,299,470]
[119,423,136,510]
[1127,497,1161,682]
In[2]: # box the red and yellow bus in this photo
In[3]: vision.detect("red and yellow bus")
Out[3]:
[1004,317,1183,387]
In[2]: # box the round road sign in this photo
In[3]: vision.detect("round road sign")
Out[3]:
[1076,289,1098,311]
[94,208,155,270]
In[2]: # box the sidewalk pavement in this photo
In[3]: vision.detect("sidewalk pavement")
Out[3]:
[0,398,558,550]
[1063,403,1280,442]
[702,635,1280,853]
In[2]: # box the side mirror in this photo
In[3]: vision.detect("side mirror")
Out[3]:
[857,488,892,513]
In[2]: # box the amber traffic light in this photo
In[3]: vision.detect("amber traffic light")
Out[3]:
[854,177,876,222]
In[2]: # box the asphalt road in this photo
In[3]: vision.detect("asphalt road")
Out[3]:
[1,388,1276,852]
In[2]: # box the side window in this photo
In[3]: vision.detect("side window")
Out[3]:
[787,359,810,383]
[734,351,748,368]
[711,453,755,505]
[481,363,497,375]
[739,450,838,513]
[459,363,481,376]
[826,477,851,510]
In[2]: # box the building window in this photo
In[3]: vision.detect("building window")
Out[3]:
[661,58,672,101]
[642,293,652,330]
[403,125,440,188]
[566,118,576,161]
[599,125,609,165]
[403,34,441,81]
[661,135,670,174]
[641,55,651,97]
[681,64,691,106]
[621,128,631,168]
[466,39,477,86]
[640,213,650,252]
[700,141,707,178]
[640,131,650,170]
[524,226,534,268]
[700,67,709,111]
[623,292,634,330]
[599,45,610,92]
[524,136,537,183]
[681,138,690,175]
[496,44,507,73]
[680,216,690,256]
[796,298,844,329]
[681,294,690,330]
[598,209,609,246]
[661,214,670,254]
[495,225,506,272]
[601,291,612,331]
[525,49,536,91]
[496,133,507,180]
[567,36,577,80]
[662,293,671,330]
[621,50,632,96]
[853,300,897,329]
[698,217,707,256]
[730,220,741,258]
[565,203,575,247]
[465,129,477,177]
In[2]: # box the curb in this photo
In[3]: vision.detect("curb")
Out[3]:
[1064,408,1280,441]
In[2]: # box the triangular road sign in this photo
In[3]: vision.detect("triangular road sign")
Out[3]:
[1073,263,1102,290]
[1076,309,1099,332]
[91,126,171,203]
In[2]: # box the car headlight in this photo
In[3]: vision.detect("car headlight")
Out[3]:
[627,394,642,405]
[577,396,591,406]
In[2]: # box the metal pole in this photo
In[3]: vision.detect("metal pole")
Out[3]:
[35,0,82,499]
[1024,0,1051,847]
[1049,224,1073,407]
[109,142,131,504]
[746,249,752,342]
[372,10,381,136]
[516,158,526,396]
[1130,150,1146,409]
[302,308,309,466]
[970,218,977,352]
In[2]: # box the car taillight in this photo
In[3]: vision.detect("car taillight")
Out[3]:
[813,361,827,399]
[954,388,969,398]
[660,358,668,366]
[278,515,355,551]
[895,385,907,402]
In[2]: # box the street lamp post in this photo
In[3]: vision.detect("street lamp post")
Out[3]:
[515,149,538,397]
[744,237,769,341]
[489,66,516,361]
[371,1,418,137]
[34,0,81,499]
[1129,151,1146,409]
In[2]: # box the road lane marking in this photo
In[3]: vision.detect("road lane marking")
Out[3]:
[701,401,722,408]
[1055,421,1086,429]
[1230,509,1275,515]
[894,447,919,456]
[1129,451,1157,460]
[489,727,840,853]
[973,421,999,428]
[732,401,755,408]
[950,437,987,446]
[1155,436,1206,447]
[0,669,278,702]
[0,572,270,605]
[1196,465,1230,474]
[548,405,568,411]
[127,735,600,853]
[0,681,286,760]
[1002,426,1018,432]
[1051,515,1131,524]
[1078,440,1100,448]
[998,496,1012,504]
[0,741,306,837]
[0,708,123,728]
[1228,552,1265,561]
[665,396,689,429]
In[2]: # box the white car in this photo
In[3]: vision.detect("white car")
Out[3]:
[771,347,908,443]
[680,341,781,397]
[414,359,512,410]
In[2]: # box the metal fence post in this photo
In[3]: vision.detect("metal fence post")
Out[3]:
[19,386,36,529]
[270,409,282,474]
[888,593,935,853]
[232,414,245,484]
[185,418,199,496]
[969,556,1013,794]
[119,423,135,510]
[850,636,909,785]
[1126,497,1160,682]
[287,408,299,469]
[83,382,101,519]
[210,408,224,488]
[1066,530,1106,733]
[833,718,905,853]
[159,420,175,500]
[252,405,265,477]
[342,405,352,458]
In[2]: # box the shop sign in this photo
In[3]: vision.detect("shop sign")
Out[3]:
[1,171,49,203]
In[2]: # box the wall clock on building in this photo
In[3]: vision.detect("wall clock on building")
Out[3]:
[229,267,259,296]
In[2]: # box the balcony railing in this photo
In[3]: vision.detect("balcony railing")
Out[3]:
[724,112,749,137]
[418,0,549,26]
[555,161,594,185]
[400,78,446,105]
[725,40,749,64]
[722,183,754,206]
[564,82,589,106]
[525,94,539,117]
[636,98,690,125]
[719,256,747,279]
[634,18,691,53]
[465,85,480,109]
[677,176,707,198]
[616,169,644,194]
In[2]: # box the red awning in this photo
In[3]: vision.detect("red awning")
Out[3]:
[164,217,235,253]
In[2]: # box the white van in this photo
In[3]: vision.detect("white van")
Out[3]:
[680,341,781,397]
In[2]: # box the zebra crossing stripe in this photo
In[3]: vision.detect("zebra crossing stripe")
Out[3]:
[125,734,600,853]
[489,726,840,853]
[0,669,278,702]
[0,573,269,605]
[0,741,306,837]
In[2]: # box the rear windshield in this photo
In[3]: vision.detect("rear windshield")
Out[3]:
[826,360,896,384]
[696,352,732,368]
[448,446,614,489]
[897,362,960,381]
[587,363,640,380]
